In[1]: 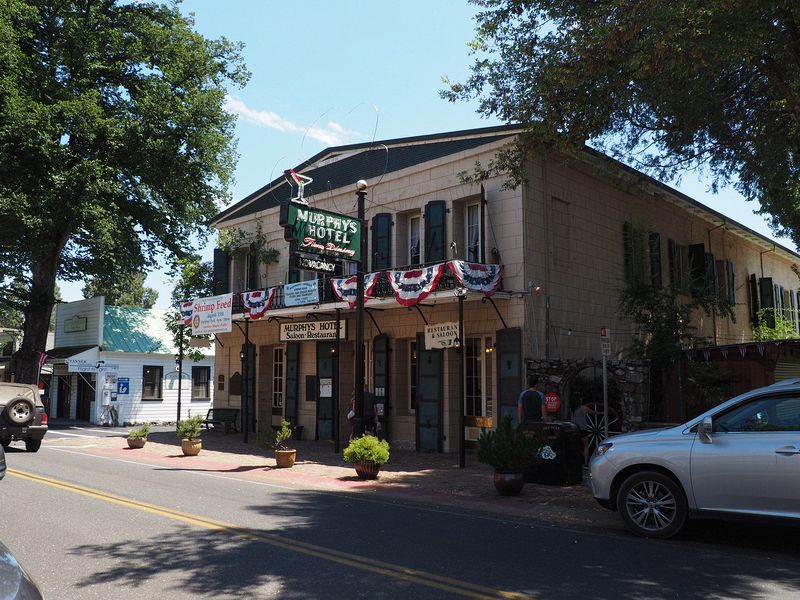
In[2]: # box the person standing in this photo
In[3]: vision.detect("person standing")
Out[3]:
[517,375,546,425]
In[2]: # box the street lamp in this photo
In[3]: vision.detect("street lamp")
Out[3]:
[455,287,467,468]
[355,179,368,433]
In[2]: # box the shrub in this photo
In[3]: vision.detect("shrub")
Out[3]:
[272,420,293,451]
[477,415,539,473]
[343,435,390,465]
[127,423,150,440]
[176,414,204,440]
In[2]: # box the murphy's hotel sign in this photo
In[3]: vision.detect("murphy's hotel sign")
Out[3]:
[280,203,362,262]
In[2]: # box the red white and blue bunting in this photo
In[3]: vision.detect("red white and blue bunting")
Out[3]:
[180,300,194,326]
[241,288,276,319]
[447,261,504,297]
[331,273,380,309]
[386,264,446,307]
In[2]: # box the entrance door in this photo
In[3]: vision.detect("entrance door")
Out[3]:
[76,374,93,421]
[57,376,70,419]
[373,334,390,441]
[416,333,442,452]
[316,342,335,440]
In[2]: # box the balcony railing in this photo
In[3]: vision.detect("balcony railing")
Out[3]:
[231,261,461,314]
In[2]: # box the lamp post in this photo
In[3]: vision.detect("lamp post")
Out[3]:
[455,287,467,468]
[175,323,184,426]
[355,180,367,432]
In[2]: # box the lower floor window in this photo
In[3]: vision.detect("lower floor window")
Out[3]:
[191,366,210,400]
[273,347,285,408]
[142,366,163,400]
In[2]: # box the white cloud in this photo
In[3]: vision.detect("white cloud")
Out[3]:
[224,96,355,147]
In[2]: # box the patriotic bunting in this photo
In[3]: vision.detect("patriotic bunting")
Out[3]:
[386,264,445,307]
[180,300,194,326]
[447,261,504,297]
[331,273,380,309]
[241,289,276,319]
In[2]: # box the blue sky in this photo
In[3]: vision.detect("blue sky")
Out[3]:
[57,0,796,308]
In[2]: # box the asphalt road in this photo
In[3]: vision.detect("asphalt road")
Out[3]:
[2,426,800,599]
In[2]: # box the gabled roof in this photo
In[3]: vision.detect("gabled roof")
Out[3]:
[103,306,172,354]
[210,124,521,226]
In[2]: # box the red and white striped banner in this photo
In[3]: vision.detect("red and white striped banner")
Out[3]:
[331,273,380,309]
[241,289,276,319]
[180,300,194,326]
[386,264,445,307]
[447,261,504,296]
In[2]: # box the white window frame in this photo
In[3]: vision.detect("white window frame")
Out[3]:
[408,215,421,266]
[272,347,285,409]
[465,203,481,263]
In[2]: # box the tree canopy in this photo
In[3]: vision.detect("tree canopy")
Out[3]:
[443,1,800,243]
[82,272,159,308]
[0,0,248,381]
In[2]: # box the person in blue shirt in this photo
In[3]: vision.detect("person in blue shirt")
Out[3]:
[517,375,546,424]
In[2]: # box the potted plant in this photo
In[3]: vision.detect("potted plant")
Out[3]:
[477,415,539,496]
[176,414,204,456]
[272,420,296,468]
[343,434,390,479]
[126,423,150,449]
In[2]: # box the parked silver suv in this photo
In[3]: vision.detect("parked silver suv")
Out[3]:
[590,379,800,538]
[0,383,48,452]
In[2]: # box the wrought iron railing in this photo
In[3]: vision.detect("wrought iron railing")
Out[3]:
[231,261,461,313]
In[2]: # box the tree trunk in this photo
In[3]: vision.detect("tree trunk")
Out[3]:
[12,249,61,384]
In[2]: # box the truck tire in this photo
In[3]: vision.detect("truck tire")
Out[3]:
[4,398,35,426]
[25,439,42,452]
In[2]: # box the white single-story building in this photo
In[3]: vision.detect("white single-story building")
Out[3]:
[46,297,214,425]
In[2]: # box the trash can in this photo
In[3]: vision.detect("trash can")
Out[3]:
[519,421,583,486]
[291,425,304,441]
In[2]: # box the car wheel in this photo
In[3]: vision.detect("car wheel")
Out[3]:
[617,470,687,539]
[25,439,41,453]
[4,398,35,425]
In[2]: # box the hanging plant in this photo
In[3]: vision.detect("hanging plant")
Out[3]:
[218,221,279,265]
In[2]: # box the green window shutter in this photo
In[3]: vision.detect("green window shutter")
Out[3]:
[424,200,447,263]
[668,239,679,289]
[649,232,662,287]
[688,244,706,297]
[623,222,634,282]
[248,242,259,290]
[705,253,717,296]
[371,213,392,271]
[759,277,775,327]
[726,260,735,305]
[212,248,229,295]
[749,274,760,325]
[284,343,300,425]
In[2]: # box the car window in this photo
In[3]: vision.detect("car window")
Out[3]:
[714,395,800,432]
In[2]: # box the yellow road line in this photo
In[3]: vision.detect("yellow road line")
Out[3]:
[9,468,533,600]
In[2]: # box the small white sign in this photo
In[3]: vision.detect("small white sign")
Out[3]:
[425,322,459,349]
[600,326,611,339]
[601,342,611,356]
[280,320,346,341]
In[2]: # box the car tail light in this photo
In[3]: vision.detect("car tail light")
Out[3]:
[41,411,48,425]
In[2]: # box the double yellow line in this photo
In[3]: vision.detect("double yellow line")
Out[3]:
[9,469,533,599]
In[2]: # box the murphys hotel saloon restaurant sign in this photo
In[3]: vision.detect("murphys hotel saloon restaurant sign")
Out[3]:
[280,203,362,264]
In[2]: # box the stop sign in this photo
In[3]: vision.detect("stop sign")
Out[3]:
[544,391,561,413]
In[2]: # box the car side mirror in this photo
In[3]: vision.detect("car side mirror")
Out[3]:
[698,416,713,444]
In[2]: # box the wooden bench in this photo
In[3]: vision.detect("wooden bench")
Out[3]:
[202,408,240,433]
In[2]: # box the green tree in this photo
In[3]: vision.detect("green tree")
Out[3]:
[443,1,800,242]
[82,272,159,308]
[165,255,213,363]
[0,0,248,382]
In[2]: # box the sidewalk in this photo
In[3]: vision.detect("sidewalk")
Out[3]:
[53,425,617,529]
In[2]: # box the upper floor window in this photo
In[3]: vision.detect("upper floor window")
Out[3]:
[409,216,421,266]
[466,203,481,263]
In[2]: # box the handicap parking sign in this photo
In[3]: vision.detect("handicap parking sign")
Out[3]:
[117,377,130,395]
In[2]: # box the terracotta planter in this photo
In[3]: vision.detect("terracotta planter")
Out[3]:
[354,460,381,480]
[493,471,524,496]
[127,437,146,449]
[181,439,202,456]
[275,449,296,468]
